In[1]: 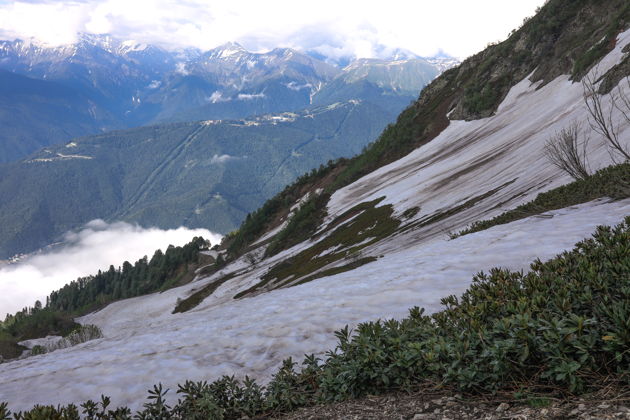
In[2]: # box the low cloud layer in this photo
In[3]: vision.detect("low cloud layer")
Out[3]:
[0,220,221,316]
[0,0,546,59]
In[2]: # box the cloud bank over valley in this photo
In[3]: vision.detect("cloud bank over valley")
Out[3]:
[0,220,221,315]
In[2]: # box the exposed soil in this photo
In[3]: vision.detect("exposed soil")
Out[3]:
[273,386,630,420]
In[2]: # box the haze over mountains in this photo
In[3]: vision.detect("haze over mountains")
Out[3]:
[0,34,456,163]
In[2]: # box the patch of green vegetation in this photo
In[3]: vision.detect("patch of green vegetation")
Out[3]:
[294,257,378,286]
[172,272,238,314]
[401,206,420,219]
[455,163,630,238]
[235,198,399,299]
[527,397,552,408]
[225,160,343,257]
[0,236,208,361]
[5,217,630,418]
[572,3,630,79]
[264,192,331,258]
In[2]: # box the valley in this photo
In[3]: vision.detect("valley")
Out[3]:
[0,35,453,163]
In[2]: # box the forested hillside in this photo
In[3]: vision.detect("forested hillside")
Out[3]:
[0,100,394,258]
[0,70,113,163]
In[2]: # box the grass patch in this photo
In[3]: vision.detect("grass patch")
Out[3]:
[454,163,630,238]
[400,179,516,234]
[294,257,379,286]
[264,193,331,258]
[235,198,399,298]
[173,272,238,313]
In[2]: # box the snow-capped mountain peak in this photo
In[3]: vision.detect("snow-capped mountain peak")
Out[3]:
[207,41,248,60]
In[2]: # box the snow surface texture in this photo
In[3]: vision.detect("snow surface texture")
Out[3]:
[1,200,629,410]
[1,30,630,410]
[326,29,630,251]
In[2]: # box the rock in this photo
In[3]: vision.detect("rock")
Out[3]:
[578,404,586,410]
[412,414,428,420]
[569,409,580,416]
[496,403,510,412]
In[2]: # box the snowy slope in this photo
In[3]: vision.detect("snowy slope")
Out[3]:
[1,200,628,410]
[1,29,629,412]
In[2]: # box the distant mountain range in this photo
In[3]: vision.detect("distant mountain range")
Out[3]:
[0,34,458,162]
[0,100,397,258]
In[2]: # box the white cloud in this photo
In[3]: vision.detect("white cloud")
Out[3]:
[237,92,265,100]
[0,0,547,59]
[0,220,221,316]
[210,154,236,164]
[174,62,189,75]
[207,91,230,103]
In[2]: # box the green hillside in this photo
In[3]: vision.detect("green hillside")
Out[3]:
[0,70,113,163]
[0,100,395,258]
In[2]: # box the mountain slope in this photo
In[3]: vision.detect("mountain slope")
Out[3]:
[0,100,395,258]
[0,70,112,162]
[0,0,628,412]
[0,37,449,162]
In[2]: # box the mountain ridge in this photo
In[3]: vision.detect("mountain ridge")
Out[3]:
[0,35,456,162]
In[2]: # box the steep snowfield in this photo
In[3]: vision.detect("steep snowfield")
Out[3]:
[1,30,629,411]
[327,29,630,250]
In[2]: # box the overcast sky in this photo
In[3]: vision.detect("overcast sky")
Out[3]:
[0,0,547,59]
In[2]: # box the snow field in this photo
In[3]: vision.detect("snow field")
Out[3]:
[1,198,629,410]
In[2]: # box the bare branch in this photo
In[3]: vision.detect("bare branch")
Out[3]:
[583,73,630,162]
[544,121,591,181]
